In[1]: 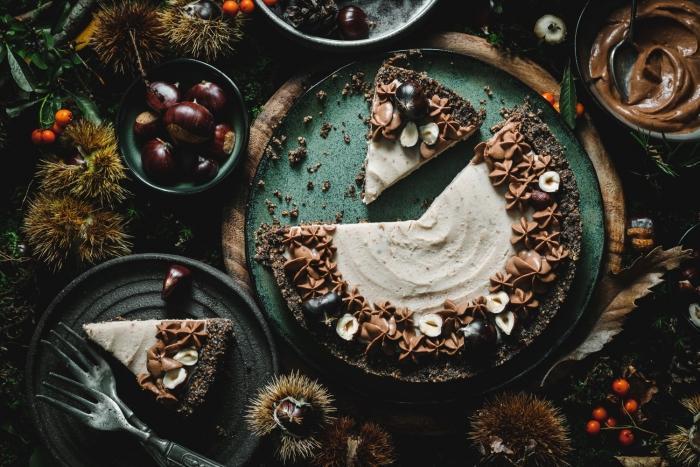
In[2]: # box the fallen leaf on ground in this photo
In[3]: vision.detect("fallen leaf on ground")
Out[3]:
[614,456,668,467]
[542,246,692,386]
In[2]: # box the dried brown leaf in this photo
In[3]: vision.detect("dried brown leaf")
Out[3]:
[614,457,669,467]
[542,246,692,385]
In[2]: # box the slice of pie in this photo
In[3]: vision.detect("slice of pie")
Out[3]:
[256,104,581,382]
[362,58,484,203]
[83,318,233,415]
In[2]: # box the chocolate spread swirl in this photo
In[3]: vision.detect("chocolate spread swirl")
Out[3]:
[589,0,700,133]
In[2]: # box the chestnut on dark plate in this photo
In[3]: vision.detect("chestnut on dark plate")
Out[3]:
[461,317,497,351]
[142,138,178,184]
[209,123,236,160]
[337,5,369,40]
[185,81,227,116]
[162,264,192,300]
[146,81,180,113]
[133,111,160,139]
[193,156,219,183]
[164,101,214,145]
[182,0,221,20]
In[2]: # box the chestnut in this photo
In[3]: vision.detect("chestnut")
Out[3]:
[209,123,236,160]
[461,318,497,350]
[133,111,160,139]
[163,101,214,145]
[162,264,192,300]
[146,81,180,113]
[182,0,221,19]
[141,138,178,183]
[302,292,342,317]
[185,81,227,116]
[273,397,314,437]
[337,5,369,40]
[394,80,428,120]
[681,266,700,286]
[193,156,219,183]
[530,190,553,210]
[173,147,198,176]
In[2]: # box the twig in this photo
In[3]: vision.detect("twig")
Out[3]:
[128,29,148,82]
[14,1,54,23]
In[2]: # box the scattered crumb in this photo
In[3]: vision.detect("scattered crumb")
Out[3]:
[307,181,314,190]
[257,180,265,189]
[288,139,307,165]
[320,122,332,139]
[303,115,313,124]
[355,168,365,187]
[345,184,356,198]
[264,135,286,161]
[321,180,331,192]
[281,210,289,217]
[343,132,351,144]
[421,198,434,210]
[335,211,344,223]
[289,207,299,218]
[284,194,293,204]
[273,190,282,200]
[484,86,493,98]
[331,73,339,80]
[265,199,277,215]
[316,90,327,102]
[479,99,487,106]
[307,162,322,174]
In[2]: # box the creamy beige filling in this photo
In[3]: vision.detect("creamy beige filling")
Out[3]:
[314,161,518,315]
[363,138,463,204]
[83,320,206,376]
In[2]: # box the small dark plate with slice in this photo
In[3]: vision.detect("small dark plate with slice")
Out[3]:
[26,254,278,467]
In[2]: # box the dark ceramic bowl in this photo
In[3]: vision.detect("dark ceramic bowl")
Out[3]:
[574,0,700,142]
[117,59,249,195]
[255,0,438,51]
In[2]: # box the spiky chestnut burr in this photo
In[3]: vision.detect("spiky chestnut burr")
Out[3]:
[159,0,244,62]
[91,1,166,75]
[38,120,128,207]
[665,394,700,467]
[468,392,571,466]
[312,416,395,467]
[23,194,131,271]
[246,371,336,464]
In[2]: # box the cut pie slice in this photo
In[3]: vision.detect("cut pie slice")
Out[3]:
[362,61,484,203]
[83,318,233,416]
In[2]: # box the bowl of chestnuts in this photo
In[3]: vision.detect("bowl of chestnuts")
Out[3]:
[117,58,248,194]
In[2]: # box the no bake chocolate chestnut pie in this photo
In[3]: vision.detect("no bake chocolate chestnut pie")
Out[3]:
[257,94,581,381]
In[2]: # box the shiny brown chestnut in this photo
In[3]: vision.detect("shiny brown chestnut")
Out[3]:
[182,0,221,19]
[461,318,497,350]
[133,111,160,139]
[162,264,192,300]
[681,266,700,285]
[209,123,236,160]
[394,80,428,120]
[146,81,180,113]
[193,156,219,183]
[337,5,369,40]
[163,101,214,145]
[185,81,227,116]
[141,138,178,183]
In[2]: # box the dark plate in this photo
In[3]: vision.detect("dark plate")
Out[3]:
[116,59,250,195]
[574,0,700,142]
[244,49,605,403]
[26,254,278,467]
[255,0,438,51]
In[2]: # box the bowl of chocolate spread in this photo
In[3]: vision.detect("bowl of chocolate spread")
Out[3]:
[576,0,700,141]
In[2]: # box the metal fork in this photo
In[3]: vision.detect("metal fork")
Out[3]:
[40,323,224,467]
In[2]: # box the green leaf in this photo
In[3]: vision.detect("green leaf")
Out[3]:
[30,53,48,70]
[5,44,34,93]
[559,61,577,130]
[5,98,41,118]
[70,93,102,124]
[39,95,62,128]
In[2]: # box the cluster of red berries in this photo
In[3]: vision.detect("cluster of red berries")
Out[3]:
[541,91,585,118]
[31,109,73,145]
[585,378,639,447]
[222,0,271,16]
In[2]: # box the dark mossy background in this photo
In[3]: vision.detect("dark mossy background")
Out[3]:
[1,0,699,466]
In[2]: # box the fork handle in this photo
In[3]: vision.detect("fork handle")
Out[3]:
[144,435,225,467]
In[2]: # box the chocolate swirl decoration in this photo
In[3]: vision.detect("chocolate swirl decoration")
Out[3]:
[474,122,532,168]
[589,0,700,133]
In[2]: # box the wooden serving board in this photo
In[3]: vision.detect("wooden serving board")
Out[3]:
[222,33,625,291]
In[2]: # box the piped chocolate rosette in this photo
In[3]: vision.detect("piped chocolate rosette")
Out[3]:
[257,104,580,379]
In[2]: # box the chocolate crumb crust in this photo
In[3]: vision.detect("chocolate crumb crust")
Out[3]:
[177,318,234,416]
[255,103,581,383]
[373,63,485,131]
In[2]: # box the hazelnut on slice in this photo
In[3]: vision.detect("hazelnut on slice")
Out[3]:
[419,122,439,145]
[418,313,443,337]
[485,291,510,314]
[400,121,419,148]
[336,313,359,341]
[163,367,187,389]
[495,311,516,335]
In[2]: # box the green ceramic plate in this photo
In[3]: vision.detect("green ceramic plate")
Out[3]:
[245,49,604,402]
[117,59,249,195]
